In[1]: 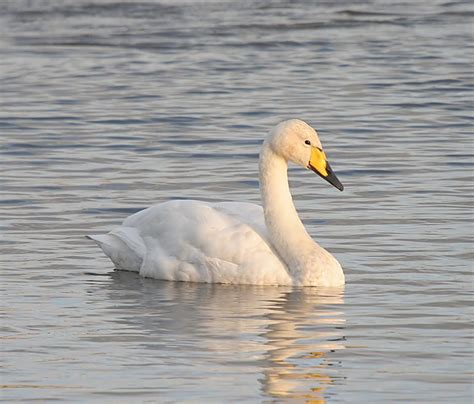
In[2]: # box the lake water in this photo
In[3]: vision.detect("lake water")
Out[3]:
[1,0,473,402]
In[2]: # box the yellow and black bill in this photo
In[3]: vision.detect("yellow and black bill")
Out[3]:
[307,147,344,191]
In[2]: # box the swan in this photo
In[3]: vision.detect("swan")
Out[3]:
[88,119,345,286]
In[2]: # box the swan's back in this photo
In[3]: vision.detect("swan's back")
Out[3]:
[89,200,292,285]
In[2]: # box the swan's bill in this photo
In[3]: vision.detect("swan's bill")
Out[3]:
[308,147,344,191]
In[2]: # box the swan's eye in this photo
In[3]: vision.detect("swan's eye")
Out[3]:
[304,140,311,146]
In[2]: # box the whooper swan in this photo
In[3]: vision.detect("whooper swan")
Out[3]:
[88,119,345,286]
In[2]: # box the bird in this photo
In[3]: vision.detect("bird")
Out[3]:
[88,119,345,286]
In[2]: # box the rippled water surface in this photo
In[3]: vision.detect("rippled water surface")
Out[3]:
[1,0,473,402]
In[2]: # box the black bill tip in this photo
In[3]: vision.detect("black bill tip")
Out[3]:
[326,162,344,191]
[309,161,344,191]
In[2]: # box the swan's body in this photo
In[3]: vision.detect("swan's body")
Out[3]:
[89,119,345,286]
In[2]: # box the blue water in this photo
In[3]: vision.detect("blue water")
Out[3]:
[1,0,473,402]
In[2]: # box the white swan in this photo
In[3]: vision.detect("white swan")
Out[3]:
[88,119,345,286]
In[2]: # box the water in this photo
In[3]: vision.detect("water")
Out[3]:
[1,0,472,402]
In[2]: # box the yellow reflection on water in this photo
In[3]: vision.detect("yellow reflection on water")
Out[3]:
[260,287,346,402]
[102,274,346,402]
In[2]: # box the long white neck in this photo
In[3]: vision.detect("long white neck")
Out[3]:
[259,141,316,273]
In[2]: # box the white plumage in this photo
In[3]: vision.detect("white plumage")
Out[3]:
[88,119,345,286]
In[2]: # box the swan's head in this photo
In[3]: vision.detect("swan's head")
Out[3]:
[268,119,344,191]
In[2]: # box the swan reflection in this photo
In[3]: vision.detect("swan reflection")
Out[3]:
[260,287,345,401]
[97,272,345,401]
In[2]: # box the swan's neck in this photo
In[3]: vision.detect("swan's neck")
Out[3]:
[259,142,316,273]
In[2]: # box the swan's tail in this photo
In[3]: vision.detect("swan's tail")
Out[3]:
[87,227,145,272]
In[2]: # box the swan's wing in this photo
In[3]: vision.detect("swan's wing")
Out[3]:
[114,200,290,285]
[212,201,268,238]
